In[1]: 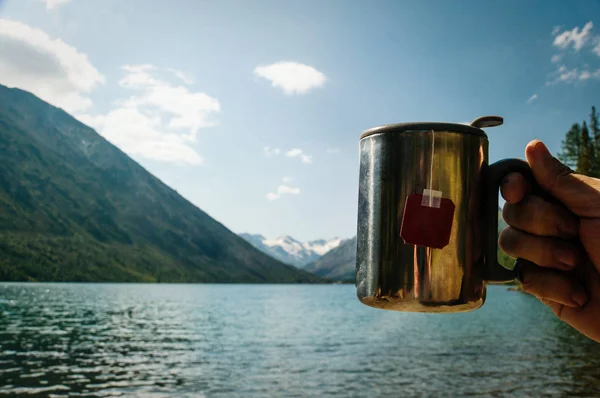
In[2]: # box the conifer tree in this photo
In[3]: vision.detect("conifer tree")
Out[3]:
[589,106,600,177]
[558,123,581,171]
[579,121,594,176]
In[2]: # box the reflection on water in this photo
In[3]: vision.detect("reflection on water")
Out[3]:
[1,284,600,397]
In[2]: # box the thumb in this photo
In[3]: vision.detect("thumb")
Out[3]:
[525,140,600,218]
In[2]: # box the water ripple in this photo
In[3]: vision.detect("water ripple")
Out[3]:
[1,283,600,397]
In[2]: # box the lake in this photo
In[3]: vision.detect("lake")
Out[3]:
[1,284,600,397]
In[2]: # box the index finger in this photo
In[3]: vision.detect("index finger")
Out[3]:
[501,172,529,204]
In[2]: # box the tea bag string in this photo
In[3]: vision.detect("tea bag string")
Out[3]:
[428,129,434,207]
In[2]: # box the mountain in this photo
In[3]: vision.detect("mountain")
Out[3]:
[304,237,356,282]
[239,233,342,268]
[0,84,319,283]
[305,209,510,282]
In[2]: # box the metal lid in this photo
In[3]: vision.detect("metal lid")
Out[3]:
[359,116,503,140]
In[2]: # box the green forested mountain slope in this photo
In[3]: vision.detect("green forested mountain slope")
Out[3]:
[0,84,319,283]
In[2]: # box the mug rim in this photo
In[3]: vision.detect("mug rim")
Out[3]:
[360,122,487,140]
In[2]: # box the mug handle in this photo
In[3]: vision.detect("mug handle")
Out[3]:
[482,159,544,282]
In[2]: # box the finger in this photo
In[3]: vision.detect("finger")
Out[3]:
[499,227,581,270]
[541,299,571,321]
[525,140,600,273]
[501,173,529,204]
[502,195,579,239]
[518,260,588,308]
[543,262,600,343]
[525,140,600,218]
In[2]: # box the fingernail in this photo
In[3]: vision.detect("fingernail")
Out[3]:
[572,289,588,307]
[528,141,549,164]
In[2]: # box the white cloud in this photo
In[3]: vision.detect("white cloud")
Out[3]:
[0,18,104,113]
[546,65,600,85]
[286,148,302,156]
[553,21,594,51]
[117,66,219,134]
[264,146,281,157]
[286,148,312,164]
[78,64,219,165]
[278,185,300,195]
[282,176,293,183]
[327,147,341,154]
[548,23,600,84]
[266,192,280,201]
[552,26,562,36]
[579,69,600,80]
[593,38,600,57]
[44,0,72,9]
[167,68,194,85]
[547,65,579,84]
[254,61,326,95]
[265,184,301,201]
[527,94,538,104]
[122,64,156,73]
[78,107,203,165]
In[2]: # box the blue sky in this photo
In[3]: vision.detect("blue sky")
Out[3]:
[1,0,599,241]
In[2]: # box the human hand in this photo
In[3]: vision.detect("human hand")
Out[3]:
[499,140,600,342]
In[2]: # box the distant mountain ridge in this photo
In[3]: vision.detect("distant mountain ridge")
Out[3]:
[239,233,343,267]
[304,237,356,281]
[0,84,319,283]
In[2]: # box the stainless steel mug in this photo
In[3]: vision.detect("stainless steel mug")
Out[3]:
[356,116,535,313]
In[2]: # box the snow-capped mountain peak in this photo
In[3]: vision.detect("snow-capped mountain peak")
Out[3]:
[263,235,305,257]
[303,237,343,256]
[239,233,343,268]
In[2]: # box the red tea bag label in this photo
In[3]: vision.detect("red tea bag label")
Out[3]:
[400,190,455,249]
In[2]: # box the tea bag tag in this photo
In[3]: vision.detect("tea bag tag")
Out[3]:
[421,189,442,208]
